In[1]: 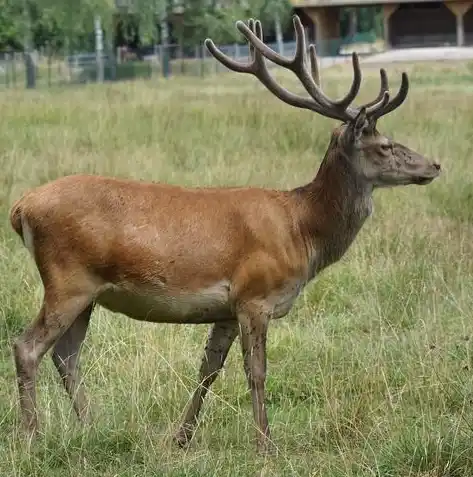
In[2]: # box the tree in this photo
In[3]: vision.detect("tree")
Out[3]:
[177,0,292,47]
[256,0,292,26]
[29,0,166,51]
[340,6,383,40]
[0,0,293,53]
[0,0,24,49]
[35,0,115,51]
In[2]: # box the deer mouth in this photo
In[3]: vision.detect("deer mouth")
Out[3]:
[414,176,435,185]
[413,167,440,185]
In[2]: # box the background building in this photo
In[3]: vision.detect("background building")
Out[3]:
[291,0,473,52]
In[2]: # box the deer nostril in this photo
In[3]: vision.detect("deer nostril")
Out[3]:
[433,162,441,171]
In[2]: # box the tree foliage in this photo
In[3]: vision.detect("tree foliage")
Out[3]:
[0,0,27,49]
[175,0,292,46]
[340,6,383,39]
[0,0,116,51]
[0,1,383,53]
[35,0,113,49]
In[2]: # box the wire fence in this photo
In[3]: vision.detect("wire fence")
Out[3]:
[11,28,473,90]
[1,26,472,91]
[0,33,388,91]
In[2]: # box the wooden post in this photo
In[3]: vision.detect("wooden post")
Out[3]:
[305,7,340,57]
[458,13,465,46]
[382,4,399,49]
[444,0,473,46]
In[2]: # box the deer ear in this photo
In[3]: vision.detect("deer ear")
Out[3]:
[341,108,371,149]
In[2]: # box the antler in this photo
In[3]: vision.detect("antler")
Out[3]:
[205,18,354,122]
[204,15,409,124]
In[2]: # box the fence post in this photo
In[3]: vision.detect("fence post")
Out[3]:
[5,53,10,88]
[57,49,61,82]
[47,43,52,87]
[161,44,170,78]
[179,44,184,75]
[202,43,207,77]
[160,11,170,78]
[23,0,36,89]
[24,51,36,89]
[12,53,17,87]
[196,45,202,77]
[94,15,104,83]
[160,44,170,78]
[154,44,159,75]
[108,37,116,81]
[150,42,158,77]
[275,14,284,56]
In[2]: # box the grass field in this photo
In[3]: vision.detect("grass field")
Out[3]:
[1,59,473,477]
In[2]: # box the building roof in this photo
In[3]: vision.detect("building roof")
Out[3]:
[291,0,444,6]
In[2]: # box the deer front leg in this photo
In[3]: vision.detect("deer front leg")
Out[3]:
[175,320,239,447]
[237,304,272,454]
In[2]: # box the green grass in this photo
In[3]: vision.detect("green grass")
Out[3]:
[1,59,473,476]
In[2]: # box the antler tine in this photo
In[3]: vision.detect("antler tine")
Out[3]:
[359,68,389,110]
[308,45,320,86]
[203,18,265,74]
[204,37,253,74]
[365,90,390,115]
[236,16,298,68]
[332,52,363,109]
[370,72,409,121]
[248,18,257,60]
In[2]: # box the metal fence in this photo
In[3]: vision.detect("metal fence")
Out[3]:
[0,41,299,90]
[2,29,472,91]
[0,34,385,90]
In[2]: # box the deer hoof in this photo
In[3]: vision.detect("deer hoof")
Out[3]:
[256,439,277,456]
[173,427,193,449]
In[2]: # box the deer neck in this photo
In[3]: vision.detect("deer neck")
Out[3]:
[292,144,373,277]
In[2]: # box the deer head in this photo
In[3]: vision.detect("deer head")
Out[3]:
[205,16,441,190]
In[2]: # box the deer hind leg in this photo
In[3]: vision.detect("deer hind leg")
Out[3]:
[13,291,94,436]
[175,320,238,448]
[51,303,94,423]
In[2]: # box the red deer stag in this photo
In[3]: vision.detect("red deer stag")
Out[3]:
[10,15,440,453]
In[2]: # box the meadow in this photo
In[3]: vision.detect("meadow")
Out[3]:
[0,58,473,476]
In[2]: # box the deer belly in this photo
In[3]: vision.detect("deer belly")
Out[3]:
[96,282,233,324]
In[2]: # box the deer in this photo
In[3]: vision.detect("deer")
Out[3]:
[10,15,440,454]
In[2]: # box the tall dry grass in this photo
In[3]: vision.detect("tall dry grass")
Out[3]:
[0,60,473,476]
